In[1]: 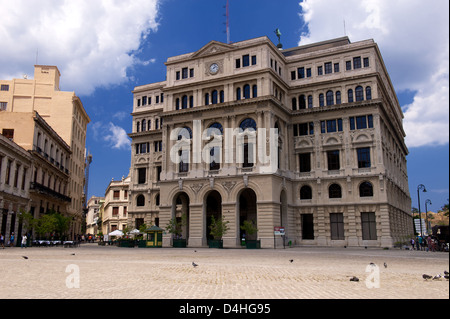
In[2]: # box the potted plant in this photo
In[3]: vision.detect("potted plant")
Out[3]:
[165,214,187,247]
[240,220,260,249]
[208,215,229,248]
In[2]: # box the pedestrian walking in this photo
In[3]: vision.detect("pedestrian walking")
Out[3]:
[0,233,4,249]
[9,232,14,247]
[21,234,27,248]
[410,238,415,250]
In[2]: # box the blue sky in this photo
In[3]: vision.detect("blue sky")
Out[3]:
[1,0,448,212]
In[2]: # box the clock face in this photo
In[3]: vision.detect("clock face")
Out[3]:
[209,63,219,74]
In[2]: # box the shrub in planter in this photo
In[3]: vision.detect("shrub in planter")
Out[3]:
[208,215,229,248]
[166,214,187,248]
[240,220,260,249]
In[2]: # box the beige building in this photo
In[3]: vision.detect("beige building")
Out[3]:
[0,65,90,238]
[0,133,32,244]
[86,195,104,235]
[102,175,130,235]
[128,36,412,248]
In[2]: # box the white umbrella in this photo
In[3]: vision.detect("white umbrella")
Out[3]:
[109,230,124,236]
[129,229,141,235]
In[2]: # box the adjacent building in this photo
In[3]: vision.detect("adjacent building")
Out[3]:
[101,175,130,235]
[85,195,104,235]
[0,65,90,239]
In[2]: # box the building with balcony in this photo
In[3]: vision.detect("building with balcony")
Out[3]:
[102,175,130,235]
[128,36,412,248]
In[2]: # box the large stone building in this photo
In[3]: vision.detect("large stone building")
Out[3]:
[128,36,412,248]
[0,65,90,238]
[101,175,130,235]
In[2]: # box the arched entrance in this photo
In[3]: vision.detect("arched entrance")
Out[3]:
[172,192,190,241]
[205,190,222,241]
[239,188,257,240]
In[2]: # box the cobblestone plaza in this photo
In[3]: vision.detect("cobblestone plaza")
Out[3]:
[0,244,448,299]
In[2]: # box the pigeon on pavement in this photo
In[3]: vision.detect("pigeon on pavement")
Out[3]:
[349,276,359,282]
[22,256,28,259]
[422,274,432,280]
[384,262,388,268]
[192,262,198,267]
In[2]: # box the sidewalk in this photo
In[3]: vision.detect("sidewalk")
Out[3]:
[0,244,448,299]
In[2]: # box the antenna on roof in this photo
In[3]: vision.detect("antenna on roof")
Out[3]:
[343,19,347,36]
[225,0,231,44]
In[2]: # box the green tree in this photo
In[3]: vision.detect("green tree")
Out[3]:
[165,214,187,238]
[209,215,230,240]
[35,214,56,239]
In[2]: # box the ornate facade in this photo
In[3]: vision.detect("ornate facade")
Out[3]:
[128,36,412,248]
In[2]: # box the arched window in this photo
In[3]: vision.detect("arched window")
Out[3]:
[300,185,312,200]
[207,122,223,136]
[292,97,297,110]
[141,119,146,131]
[252,85,258,98]
[326,90,334,106]
[308,95,313,108]
[336,91,341,105]
[329,183,342,198]
[136,194,145,207]
[355,86,364,101]
[319,93,324,107]
[136,121,140,132]
[299,95,306,109]
[243,84,251,99]
[359,181,373,197]
[239,118,257,132]
[182,95,188,109]
[212,90,218,104]
[366,86,372,100]
[348,89,354,103]
[177,126,193,140]
[236,87,241,101]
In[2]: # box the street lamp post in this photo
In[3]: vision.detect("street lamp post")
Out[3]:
[425,199,432,235]
[417,184,427,236]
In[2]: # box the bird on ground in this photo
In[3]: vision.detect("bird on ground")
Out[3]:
[349,276,359,282]
[192,262,198,267]
[444,270,449,275]
[432,274,442,281]
[369,262,376,267]
[422,274,433,280]
[21,256,28,259]
[70,253,75,255]
[384,262,388,269]
[194,250,197,253]
[444,275,449,280]
[289,259,294,263]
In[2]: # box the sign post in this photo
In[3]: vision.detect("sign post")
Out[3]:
[274,227,285,249]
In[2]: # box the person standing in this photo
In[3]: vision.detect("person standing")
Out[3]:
[0,233,4,249]
[21,234,27,248]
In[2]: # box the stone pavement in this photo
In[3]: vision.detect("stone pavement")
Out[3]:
[0,244,448,299]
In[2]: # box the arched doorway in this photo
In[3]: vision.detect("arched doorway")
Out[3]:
[205,190,222,241]
[239,188,257,240]
[172,192,190,241]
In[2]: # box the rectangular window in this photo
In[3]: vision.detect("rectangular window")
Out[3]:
[353,56,362,69]
[235,58,241,69]
[138,168,146,184]
[346,61,352,71]
[182,67,188,79]
[334,63,340,73]
[356,116,367,129]
[297,67,305,79]
[113,190,120,200]
[298,123,309,136]
[327,120,337,133]
[142,96,147,106]
[1,84,9,91]
[156,166,162,181]
[363,57,370,68]
[112,207,119,216]
[367,115,373,128]
[357,147,371,168]
[251,55,257,65]
[299,153,311,172]
[2,129,14,140]
[330,213,344,240]
[361,212,377,240]
[317,66,323,76]
[243,55,250,67]
[306,68,312,77]
[324,62,332,74]
[291,71,296,81]
[0,102,7,111]
[327,150,340,170]
[350,117,355,130]
[302,214,314,239]
[176,71,180,80]
[189,68,194,78]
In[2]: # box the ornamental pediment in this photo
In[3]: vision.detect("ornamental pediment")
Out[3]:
[191,41,234,58]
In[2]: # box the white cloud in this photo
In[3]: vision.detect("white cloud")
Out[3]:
[298,0,449,148]
[103,122,131,150]
[0,0,160,95]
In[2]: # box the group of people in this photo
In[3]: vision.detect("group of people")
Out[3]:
[0,232,28,249]
[410,235,445,252]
